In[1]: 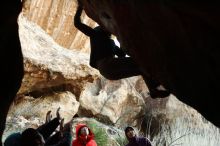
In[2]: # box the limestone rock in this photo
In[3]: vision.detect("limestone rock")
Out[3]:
[9,91,79,122]
[18,14,99,97]
[80,0,220,128]
[22,0,96,52]
[79,76,146,127]
[3,1,220,145]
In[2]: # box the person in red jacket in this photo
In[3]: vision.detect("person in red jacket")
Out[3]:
[72,124,97,146]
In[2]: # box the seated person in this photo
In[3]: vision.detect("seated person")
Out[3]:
[72,124,97,146]
[4,108,73,146]
[125,126,152,146]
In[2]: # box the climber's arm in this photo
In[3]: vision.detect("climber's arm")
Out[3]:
[74,5,95,37]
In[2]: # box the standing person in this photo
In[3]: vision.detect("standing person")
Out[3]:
[124,126,152,146]
[74,1,170,99]
[72,124,97,146]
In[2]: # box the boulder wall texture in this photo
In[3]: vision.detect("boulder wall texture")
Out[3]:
[79,0,220,127]
[2,1,220,145]
[22,0,96,53]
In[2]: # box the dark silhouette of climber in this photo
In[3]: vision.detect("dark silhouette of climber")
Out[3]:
[74,2,170,98]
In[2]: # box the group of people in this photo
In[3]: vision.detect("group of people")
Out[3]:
[4,108,72,146]
[4,108,96,146]
[4,108,152,146]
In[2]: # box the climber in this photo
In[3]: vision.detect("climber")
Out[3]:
[72,124,97,146]
[124,126,152,146]
[73,1,170,98]
[74,1,139,79]
[4,108,73,146]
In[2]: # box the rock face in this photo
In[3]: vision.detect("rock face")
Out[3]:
[22,0,220,128]
[22,0,96,52]
[17,14,147,129]
[79,77,146,127]
[79,0,220,128]
[18,14,98,98]
[3,1,220,146]
[9,91,79,122]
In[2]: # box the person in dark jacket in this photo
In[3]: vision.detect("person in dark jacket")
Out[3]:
[4,108,73,146]
[125,126,152,146]
[72,124,97,146]
[3,132,21,146]
[74,2,136,78]
[74,1,170,99]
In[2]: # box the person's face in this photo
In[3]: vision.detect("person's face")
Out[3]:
[80,127,89,136]
[126,129,136,139]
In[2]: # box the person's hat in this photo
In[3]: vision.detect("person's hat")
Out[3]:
[124,126,134,134]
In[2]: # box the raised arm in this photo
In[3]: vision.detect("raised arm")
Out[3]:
[74,5,95,37]
[37,117,60,140]
[49,119,73,146]
[37,108,61,140]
